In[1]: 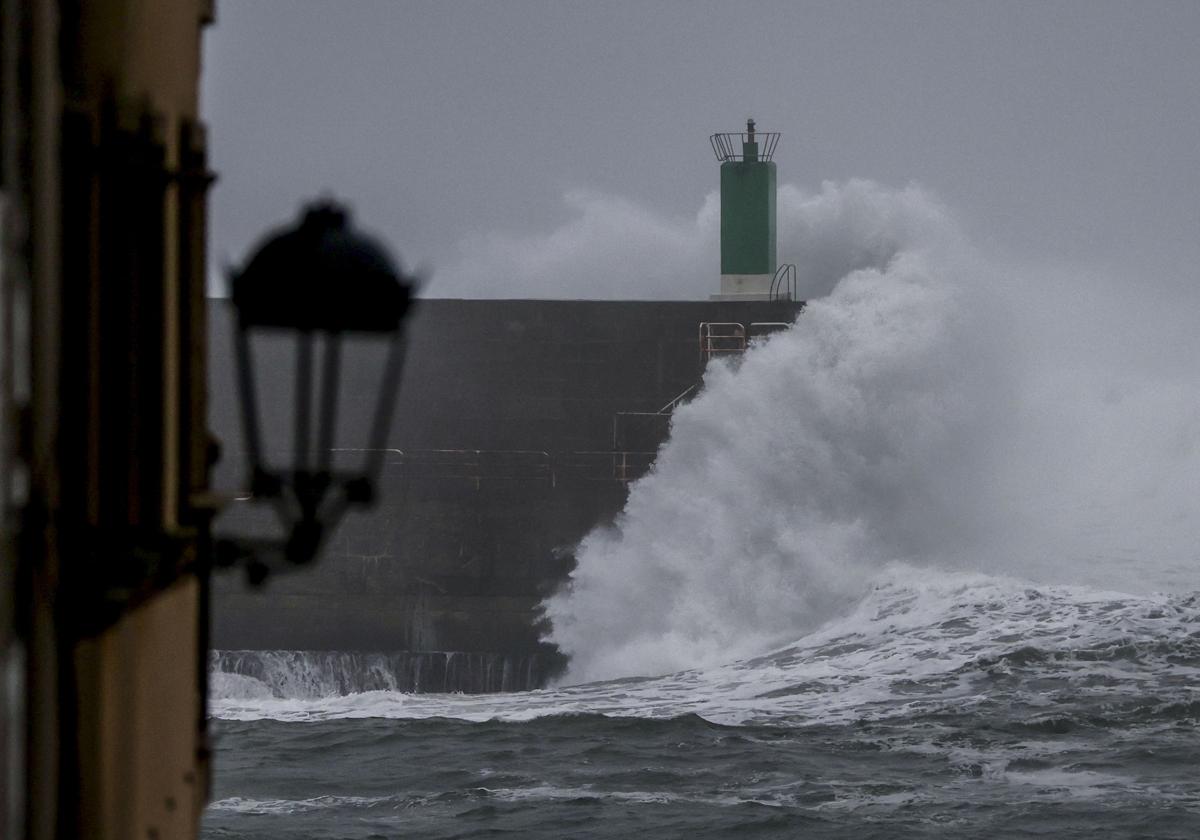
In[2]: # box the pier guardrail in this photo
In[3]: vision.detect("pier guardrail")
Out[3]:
[228,448,661,488]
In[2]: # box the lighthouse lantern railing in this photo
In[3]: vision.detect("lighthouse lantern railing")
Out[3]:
[710,128,780,162]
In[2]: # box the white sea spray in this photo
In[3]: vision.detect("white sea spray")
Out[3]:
[541,180,1200,684]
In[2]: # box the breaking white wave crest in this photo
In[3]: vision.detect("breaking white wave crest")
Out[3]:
[208,794,398,815]
[209,569,1200,725]
[540,179,1200,684]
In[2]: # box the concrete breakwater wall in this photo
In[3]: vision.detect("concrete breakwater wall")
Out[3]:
[208,298,802,688]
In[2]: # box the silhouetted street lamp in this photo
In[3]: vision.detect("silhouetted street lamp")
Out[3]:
[220,200,414,583]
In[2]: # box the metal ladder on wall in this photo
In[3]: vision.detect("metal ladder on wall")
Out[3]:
[769,263,798,300]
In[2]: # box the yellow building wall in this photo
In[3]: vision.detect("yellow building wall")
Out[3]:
[54,1,214,838]
[74,580,203,839]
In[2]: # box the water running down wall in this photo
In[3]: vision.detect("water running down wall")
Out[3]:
[211,650,550,697]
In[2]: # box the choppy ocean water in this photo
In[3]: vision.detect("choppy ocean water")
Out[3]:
[203,572,1200,839]
[204,179,1200,837]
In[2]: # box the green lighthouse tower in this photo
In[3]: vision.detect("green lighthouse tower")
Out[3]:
[710,119,779,300]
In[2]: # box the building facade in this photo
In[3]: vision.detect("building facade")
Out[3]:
[1,2,216,837]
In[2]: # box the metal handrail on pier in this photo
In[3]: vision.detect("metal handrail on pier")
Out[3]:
[699,322,746,363]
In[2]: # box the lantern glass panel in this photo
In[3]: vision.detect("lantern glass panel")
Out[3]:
[326,331,396,478]
[235,326,298,479]
[236,322,398,497]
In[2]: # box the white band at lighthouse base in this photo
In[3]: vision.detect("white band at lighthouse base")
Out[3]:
[716,273,774,297]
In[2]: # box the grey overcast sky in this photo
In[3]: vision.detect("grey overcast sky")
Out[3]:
[202,1,1200,299]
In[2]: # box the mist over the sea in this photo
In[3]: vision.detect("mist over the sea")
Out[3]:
[540,180,1200,685]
